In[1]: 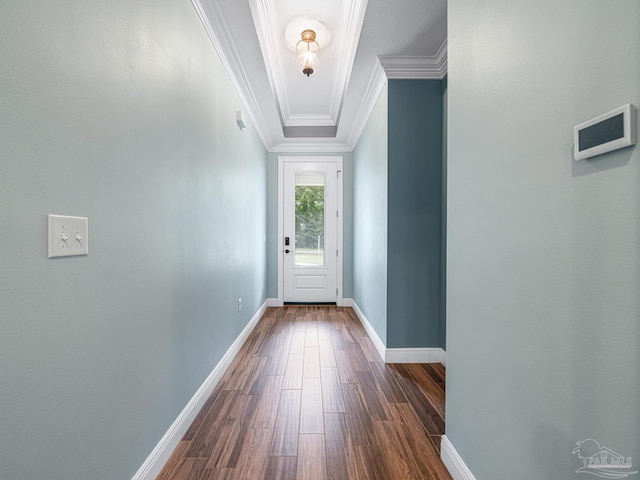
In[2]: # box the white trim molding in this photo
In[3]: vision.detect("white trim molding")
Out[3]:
[346,59,387,148]
[441,436,477,480]
[248,0,292,126]
[131,300,268,480]
[191,0,272,148]
[249,0,368,129]
[346,39,448,148]
[385,347,446,365]
[285,114,336,127]
[348,299,446,365]
[266,298,280,307]
[269,142,353,153]
[338,297,353,307]
[277,157,344,306]
[327,0,369,122]
[350,299,386,361]
[379,39,448,79]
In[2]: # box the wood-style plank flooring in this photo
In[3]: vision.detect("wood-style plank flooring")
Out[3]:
[157,306,451,480]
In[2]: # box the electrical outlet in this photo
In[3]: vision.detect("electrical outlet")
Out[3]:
[238,298,242,312]
[48,215,88,258]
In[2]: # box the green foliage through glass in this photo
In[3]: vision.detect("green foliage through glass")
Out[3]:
[295,185,324,266]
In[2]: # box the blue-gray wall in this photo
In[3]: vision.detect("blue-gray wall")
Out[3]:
[353,84,389,344]
[447,1,640,479]
[387,80,444,348]
[0,2,267,479]
[266,152,354,299]
[441,77,448,349]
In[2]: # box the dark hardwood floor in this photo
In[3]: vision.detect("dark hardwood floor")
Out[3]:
[157,305,451,480]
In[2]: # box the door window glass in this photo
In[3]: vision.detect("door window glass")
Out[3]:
[295,173,325,267]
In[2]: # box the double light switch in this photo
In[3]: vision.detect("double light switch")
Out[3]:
[48,215,88,258]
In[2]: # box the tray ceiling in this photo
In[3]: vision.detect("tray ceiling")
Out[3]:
[192,0,447,151]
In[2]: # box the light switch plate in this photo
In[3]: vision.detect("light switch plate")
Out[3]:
[48,215,88,258]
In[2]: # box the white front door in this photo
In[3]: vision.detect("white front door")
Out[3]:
[280,158,341,303]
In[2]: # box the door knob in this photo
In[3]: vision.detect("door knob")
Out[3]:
[285,249,290,254]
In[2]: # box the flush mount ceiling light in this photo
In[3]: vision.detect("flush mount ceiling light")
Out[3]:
[296,29,320,77]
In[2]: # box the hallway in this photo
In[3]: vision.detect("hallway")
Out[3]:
[157,306,451,479]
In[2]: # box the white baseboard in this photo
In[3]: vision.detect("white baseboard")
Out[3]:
[268,298,350,306]
[441,435,477,480]
[270,298,351,307]
[385,347,446,364]
[131,299,268,480]
[348,299,386,361]
[347,299,446,365]
[338,297,353,307]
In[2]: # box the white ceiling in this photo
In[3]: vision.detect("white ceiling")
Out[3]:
[192,0,447,151]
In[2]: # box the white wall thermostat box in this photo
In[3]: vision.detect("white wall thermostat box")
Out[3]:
[574,104,637,160]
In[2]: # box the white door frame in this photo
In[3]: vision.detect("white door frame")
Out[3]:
[277,156,344,306]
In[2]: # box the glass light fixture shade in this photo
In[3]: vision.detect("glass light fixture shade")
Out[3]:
[295,29,319,77]
[296,50,320,77]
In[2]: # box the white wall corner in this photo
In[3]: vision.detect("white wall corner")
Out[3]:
[384,347,446,364]
[346,59,387,148]
[441,435,477,480]
[350,299,386,361]
[131,299,268,480]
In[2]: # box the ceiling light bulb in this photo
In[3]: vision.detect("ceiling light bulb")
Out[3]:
[297,51,319,77]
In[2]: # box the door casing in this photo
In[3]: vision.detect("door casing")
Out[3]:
[277,156,344,305]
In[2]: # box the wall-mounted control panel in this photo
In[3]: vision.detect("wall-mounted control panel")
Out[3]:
[48,215,88,258]
[574,104,637,160]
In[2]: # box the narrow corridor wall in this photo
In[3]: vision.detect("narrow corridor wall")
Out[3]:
[0,1,267,478]
[447,1,640,478]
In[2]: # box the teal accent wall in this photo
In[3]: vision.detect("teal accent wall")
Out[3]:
[0,2,267,479]
[266,152,354,299]
[447,1,640,479]
[353,84,389,345]
[387,80,444,348]
[441,76,447,349]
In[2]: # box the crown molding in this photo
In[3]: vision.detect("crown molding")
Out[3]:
[286,114,335,127]
[346,39,448,148]
[269,142,353,153]
[346,59,387,148]
[328,0,369,122]
[248,0,292,127]
[379,39,448,79]
[250,0,367,130]
[191,0,272,149]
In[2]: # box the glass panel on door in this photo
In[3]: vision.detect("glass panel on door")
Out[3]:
[294,173,325,267]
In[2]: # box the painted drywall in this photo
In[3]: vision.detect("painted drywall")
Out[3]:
[266,152,354,300]
[353,84,389,344]
[0,2,267,479]
[387,80,443,348]
[447,1,640,479]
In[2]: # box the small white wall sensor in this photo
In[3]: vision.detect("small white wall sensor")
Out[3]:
[236,111,246,130]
